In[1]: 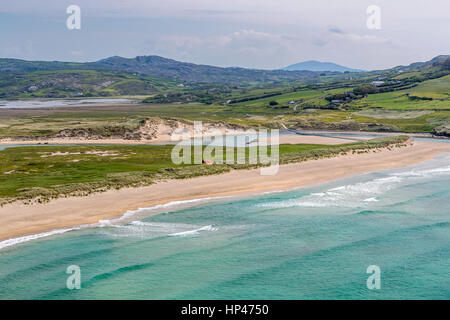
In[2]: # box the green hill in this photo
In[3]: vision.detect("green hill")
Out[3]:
[1,55,449,99]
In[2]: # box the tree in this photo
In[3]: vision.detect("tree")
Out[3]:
[354,84,379,96]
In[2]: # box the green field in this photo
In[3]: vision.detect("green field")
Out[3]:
[408,75,450,99]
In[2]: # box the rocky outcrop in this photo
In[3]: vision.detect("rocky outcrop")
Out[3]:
[432,125,450,137]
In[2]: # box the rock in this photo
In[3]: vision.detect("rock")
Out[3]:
[432,125,450,137]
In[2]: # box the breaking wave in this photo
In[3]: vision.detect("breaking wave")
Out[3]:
[0,196,228,250]
[258,161,450,210]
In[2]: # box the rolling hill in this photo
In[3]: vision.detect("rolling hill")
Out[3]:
[0,55,331,87]
[88,56,324,84]
[0,54,448,99]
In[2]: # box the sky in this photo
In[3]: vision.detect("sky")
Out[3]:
[0,0,449,70]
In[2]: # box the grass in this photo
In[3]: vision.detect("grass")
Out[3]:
[0,71,449,138]
[1,100,448,138]
[0,136,409,205]
[0,100,449,138]
[0,69,179,99]
[408,75,450,99]
[354,91,450,110]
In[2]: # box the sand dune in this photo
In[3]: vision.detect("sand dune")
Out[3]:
[0,133,360,146]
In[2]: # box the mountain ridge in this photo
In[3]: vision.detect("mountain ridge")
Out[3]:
[0,54,448,98]
[0,55,328,85]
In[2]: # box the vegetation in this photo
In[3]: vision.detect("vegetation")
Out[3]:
[0,55,329,89]
[0,136,409,205]
[0,55,449,137]
[0,69,177,98]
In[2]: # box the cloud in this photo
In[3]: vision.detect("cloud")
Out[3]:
[138,26,393,69]
[70,50,84,57]
[328,27,344,34]
[1,0,449,70]
[328,26,390,44]
[1,41,34,59]
[139,29,315,69]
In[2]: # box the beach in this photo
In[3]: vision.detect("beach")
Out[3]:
[2,1,449,300]
[0,131,365,146]
[1,139,450,242]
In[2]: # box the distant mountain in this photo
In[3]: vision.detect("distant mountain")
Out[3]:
[1,54,448,98]
[87,55,327,84]
[282,60,364,73]
[0,55,331,85]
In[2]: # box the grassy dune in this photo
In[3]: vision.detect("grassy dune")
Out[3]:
[0,136,409,205]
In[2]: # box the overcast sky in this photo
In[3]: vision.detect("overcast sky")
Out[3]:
[0,0,449,70]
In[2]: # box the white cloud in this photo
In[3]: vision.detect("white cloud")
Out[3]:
[328,27,390,44]
[1,0,449,69]
[137,26,397,69]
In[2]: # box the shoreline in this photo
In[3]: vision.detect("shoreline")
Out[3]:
[1,140,450,244]
[0,133,367,146]
[0,126,445,147]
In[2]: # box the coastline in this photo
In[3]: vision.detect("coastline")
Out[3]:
[0,134,365,146]
[1,140,450,244]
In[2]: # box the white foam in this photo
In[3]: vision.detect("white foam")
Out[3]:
[394,166,450,178]
[0,196,228,250]
[0,227,79,250]
[259,161,450,210]
[261,189,287,195]
[98,196,229,225]
[169,225,218,237]
[259,176,403,209]
[102,220,219,239]
[130,221,199,232]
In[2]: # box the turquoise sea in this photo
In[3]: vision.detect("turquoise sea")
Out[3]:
[0,148,449,299]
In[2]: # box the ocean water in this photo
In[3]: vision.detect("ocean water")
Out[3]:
[0,153,450,299]
[0,99,136,109]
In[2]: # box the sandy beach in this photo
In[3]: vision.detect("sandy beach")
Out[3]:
[1,140,450,242]
[0,133,364,146]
